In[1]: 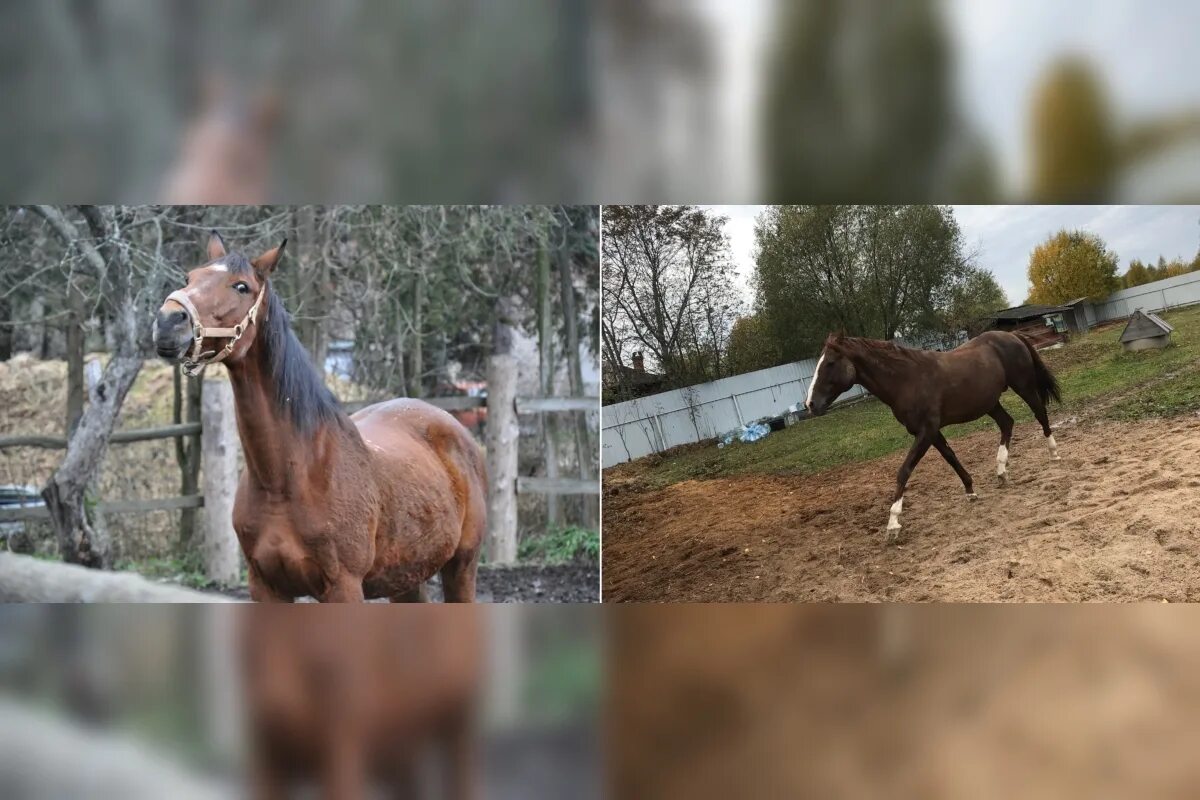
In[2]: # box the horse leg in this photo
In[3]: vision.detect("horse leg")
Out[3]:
[887,433,933,541]
[442,708,479,800]
[321,732,367,800]
[987,404,1015,484]
[439,550,479,603]
[931,433,975,499]
[1014,387,1060,460]
[321,573,366,603]
[248,563,294,603]
[391,584,428,603]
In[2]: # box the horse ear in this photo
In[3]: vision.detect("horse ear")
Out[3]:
[207,230,227,261]
[252,238,288,276]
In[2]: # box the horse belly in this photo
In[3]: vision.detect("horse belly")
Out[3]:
[363,515,458,598]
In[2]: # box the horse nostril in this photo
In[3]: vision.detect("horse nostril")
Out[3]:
[167,309,187,326]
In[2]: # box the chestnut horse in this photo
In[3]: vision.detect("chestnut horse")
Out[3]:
[805,331,1062,540]
[154,233,487,601]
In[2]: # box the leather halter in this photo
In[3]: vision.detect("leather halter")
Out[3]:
[165,284,267,377]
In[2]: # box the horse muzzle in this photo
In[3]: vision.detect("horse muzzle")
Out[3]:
[153,309,193,361]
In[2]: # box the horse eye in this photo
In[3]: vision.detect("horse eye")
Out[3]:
[233,282,250,294]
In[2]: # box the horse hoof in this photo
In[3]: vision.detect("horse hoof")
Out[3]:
[997,474,1007,486]
[966,492,979,501]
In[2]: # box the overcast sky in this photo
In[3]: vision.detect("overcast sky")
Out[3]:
[700,205,1200,309]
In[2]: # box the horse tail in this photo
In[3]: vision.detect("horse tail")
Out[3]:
[1017,333,1062,404]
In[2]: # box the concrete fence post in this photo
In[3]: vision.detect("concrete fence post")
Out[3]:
[200,377,241,586]
[486,354,519,564]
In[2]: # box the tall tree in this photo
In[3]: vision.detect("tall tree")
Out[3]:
[602,205,742,389]
[30,206,146,567]
[753,205,969,360]
[1026,230,1119,305]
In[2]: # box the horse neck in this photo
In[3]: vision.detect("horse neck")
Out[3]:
[844,345,914,407]
[225,343,327,493]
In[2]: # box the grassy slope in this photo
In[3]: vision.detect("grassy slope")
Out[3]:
[614,305,1200,489]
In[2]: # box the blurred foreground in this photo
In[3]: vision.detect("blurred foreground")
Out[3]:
[0,605,599,799]
[612,605,1200,798]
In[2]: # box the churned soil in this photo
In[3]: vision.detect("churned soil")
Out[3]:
[602,416,1200,602]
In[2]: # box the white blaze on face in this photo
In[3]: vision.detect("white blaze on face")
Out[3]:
[806,351,827,410]
[209,262,228,272]
[996,444,1008,476]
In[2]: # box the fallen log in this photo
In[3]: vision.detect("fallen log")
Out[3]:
[0,553,239,603]
[0,698,232,799]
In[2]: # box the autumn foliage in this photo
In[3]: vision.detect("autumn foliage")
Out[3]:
[1027,230,1119,305]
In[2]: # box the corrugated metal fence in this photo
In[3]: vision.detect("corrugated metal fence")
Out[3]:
[601,359,866,467]
[602,271,1200,467]
[1091,271,1200,322]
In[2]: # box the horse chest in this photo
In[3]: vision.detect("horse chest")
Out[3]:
[234,505,332,598]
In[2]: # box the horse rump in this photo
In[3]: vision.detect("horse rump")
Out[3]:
[1015,333,1062,405]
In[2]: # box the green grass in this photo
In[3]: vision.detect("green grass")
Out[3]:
[519,526,600,564]
[617,305,1200,489]
[116,554,220,590]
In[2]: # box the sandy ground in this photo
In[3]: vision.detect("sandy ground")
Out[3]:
[602,416,1200,602]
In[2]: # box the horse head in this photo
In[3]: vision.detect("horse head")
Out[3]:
[154,231,286,375]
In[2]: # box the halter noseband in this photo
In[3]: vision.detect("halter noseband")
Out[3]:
[165,284,267,377]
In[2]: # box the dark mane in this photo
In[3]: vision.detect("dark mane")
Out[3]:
[259,283,342,434]
[833,336,929,364]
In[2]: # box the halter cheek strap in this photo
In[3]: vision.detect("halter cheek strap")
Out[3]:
[165,285,267,377]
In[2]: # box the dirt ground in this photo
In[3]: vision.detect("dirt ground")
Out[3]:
[216,562,600,602]
[602,416,1200,602]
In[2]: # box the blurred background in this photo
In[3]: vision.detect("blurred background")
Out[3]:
[4,0,1200,202]
[0,605,600,799]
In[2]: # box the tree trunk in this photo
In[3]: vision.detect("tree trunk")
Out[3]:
[43,352,142,567]
[557,240,597,529]
[173,366,203,552]
[295,206,328,368]
[538,245,563,530]
[408,263,425,397]
[66,279,85,433]
[32,204,143,570]
[0,295,12,361]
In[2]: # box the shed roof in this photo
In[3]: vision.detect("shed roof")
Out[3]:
[985,303,1072,321]
[1120,309,1174,343]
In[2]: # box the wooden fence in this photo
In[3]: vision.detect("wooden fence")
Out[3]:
[0,357,598,582]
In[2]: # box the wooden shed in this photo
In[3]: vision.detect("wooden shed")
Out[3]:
[1120,309,1174,351]
[980,304,1072,348]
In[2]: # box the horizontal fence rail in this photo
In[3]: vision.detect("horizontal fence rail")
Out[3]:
[0,494,204,524]
[0,383,599,574]
[0,422,202,451]
[517,477,600,495]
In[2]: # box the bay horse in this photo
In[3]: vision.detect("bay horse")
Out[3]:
[241,606,483,798]
[153,233,487,601]
[804,331,1062,540]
